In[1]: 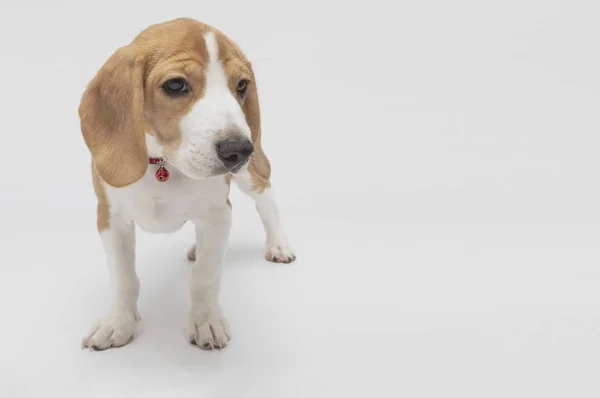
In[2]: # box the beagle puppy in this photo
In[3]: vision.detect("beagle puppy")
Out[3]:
[79,18,295,350]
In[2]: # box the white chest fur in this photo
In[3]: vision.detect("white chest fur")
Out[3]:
[105,164,229,233]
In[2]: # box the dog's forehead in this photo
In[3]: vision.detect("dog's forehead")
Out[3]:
[133,19,209,65]
[132,18,246,70]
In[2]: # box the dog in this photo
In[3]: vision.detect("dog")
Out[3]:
[78,18,295,350]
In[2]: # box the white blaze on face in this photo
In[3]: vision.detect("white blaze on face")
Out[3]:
[175,31,251,179]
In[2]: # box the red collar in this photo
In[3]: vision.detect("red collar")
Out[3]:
[149,157,170,182]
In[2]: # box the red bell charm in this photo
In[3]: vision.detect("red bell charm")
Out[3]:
[155,166,170,182]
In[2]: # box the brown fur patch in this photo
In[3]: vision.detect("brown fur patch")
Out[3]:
[141,20,211,157]
[79,46,148,188]
[79,18,213,189]
[91,162,109,232]
[213,30,272,193]
[248,147,271,193]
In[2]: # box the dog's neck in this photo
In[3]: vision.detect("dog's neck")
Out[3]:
[145,133,164,158]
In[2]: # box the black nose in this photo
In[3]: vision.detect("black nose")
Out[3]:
[216,138,254,169]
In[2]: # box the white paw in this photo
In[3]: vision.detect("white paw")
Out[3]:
[266,240,296,263]
[188,309,231,350]
[82,311,140,350]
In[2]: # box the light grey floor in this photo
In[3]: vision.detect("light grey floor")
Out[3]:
[0,1,599,396]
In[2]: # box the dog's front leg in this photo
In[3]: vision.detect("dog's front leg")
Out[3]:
[234,172,296,263]
[188,205,232,350]
[82,216,140,350]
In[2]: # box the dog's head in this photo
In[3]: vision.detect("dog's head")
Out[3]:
[79,18,261,187]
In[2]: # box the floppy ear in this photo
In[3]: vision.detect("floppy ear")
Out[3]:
[79,46,148,188]
[243,76,272,191]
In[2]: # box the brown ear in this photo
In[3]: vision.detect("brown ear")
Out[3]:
[79,45,148,188]
[244,78,272,192]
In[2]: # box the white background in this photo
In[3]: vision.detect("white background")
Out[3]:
[0,0,599,396]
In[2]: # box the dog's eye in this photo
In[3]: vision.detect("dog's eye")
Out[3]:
[163,78,189,94]
[236,79,249,97]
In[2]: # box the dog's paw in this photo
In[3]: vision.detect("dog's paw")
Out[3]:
[188,309,230,350]
[266,240,296,263]
[82,311,140,351]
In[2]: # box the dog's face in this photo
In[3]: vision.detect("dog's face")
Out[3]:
[144,28,255,179]
[79,19,261,186]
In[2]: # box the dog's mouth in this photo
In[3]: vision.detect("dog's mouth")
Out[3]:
[229,159,249,175]
[164,151,249,180]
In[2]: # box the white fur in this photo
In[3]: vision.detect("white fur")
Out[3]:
[173,31,252,179]
[82,145,232,350]
[188,206,232,348]
[82,215,140,349]
[234,172,295,262]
